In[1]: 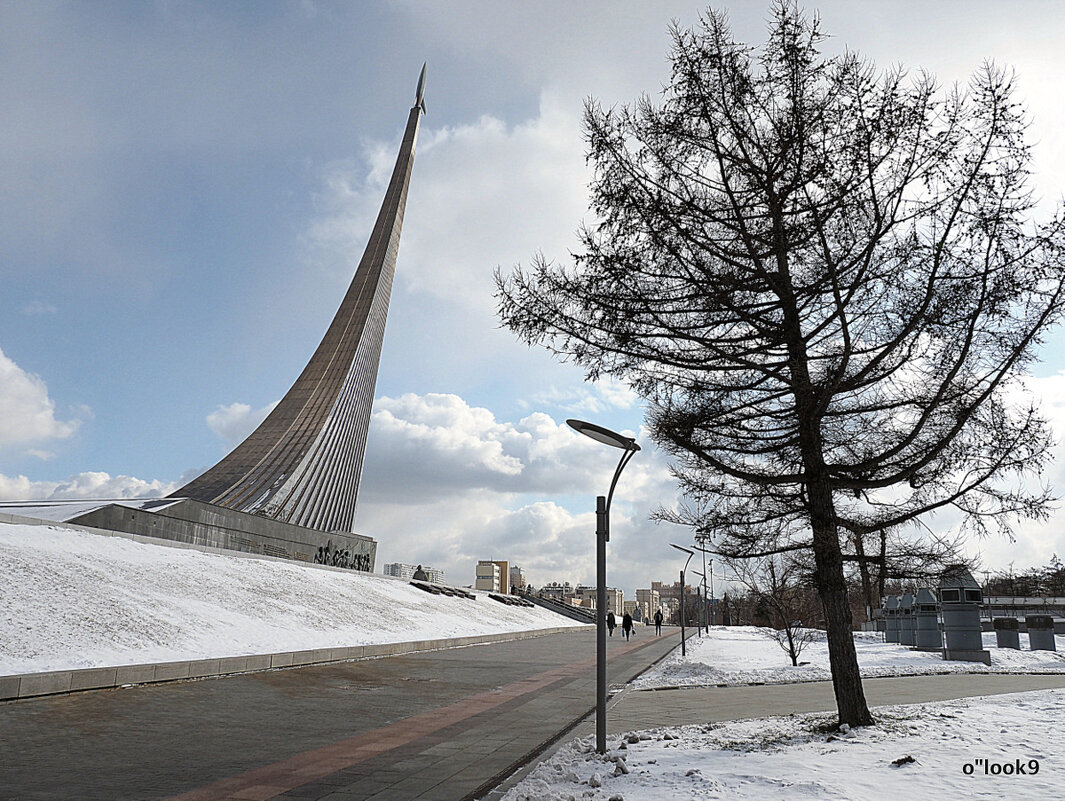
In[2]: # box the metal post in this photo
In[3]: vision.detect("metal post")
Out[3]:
[566,420,639,757]
[596,494,608,755]
[691,571,704,637]
[709,561,714,628]
[679,568,687,657]
[700,546,708,633]
[697,585,704,636]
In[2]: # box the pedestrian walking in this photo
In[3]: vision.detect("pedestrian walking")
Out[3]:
[607,610,616,636]
[622,611,633,641]
[654,608,663,636]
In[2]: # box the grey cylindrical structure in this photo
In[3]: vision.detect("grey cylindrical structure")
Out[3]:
[883,595,900,643]
[1026,615,1057,651]
[913,588,942,650]
[899,592,915,646]
[993,617,1020,650]
[939,567,991,664]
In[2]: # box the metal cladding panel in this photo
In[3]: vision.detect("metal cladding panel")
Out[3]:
[171,97,423,534]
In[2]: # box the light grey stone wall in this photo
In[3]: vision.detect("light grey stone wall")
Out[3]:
[68,499,376,571]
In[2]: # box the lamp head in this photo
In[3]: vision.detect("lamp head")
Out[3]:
[566,419,640,451]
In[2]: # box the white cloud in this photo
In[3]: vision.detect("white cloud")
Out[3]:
[206,400,278,447]
[0,346,81,451]
[525,378,639,415]
[20,300,56,316]
[362,392,660,503]
[358,383,1065,592]
[961,372,1065,571]
[0,471,178,501]
[359,392,684,592]
[306,91,588,314]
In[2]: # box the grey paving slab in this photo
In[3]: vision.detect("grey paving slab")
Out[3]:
[17,672,71,698]
[599,671,1065,733]
[0,628,678,801]
[69,667,118,692]
[113,663,156,685]
[154,661,191,682]
[0,626,586,701]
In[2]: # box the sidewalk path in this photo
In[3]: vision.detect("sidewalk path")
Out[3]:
[0,626,678,801]
[7,627,1062,801]
[596,672,1065,734]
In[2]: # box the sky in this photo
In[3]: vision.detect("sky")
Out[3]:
[4,1,1065,598]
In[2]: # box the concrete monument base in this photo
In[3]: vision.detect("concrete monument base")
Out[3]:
[1,497,376,571]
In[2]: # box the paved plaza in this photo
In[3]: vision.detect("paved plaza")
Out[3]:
[3,627,1064,801]
[0,627,676,801]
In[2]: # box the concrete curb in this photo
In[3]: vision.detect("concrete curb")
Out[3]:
[0,625,591,702]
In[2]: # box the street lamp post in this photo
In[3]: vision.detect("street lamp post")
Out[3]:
[692,543,714,631]
[670,543,694,656]
[566,418,639,756]
[692,570,705,636]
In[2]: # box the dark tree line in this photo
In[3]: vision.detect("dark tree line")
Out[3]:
[497,3,1065,727]
[985,555,1065,597]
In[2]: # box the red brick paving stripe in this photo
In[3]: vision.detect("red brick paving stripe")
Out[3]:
[162,639,653,801]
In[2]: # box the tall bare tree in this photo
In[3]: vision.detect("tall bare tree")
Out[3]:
[496,3,1065,726]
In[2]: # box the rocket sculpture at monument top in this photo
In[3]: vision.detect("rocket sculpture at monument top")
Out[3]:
[172,64,427,534]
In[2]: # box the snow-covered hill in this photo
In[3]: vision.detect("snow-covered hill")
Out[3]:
[0,522,581,675]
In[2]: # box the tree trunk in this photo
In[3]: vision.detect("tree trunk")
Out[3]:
[853,534,875,623]
[786,628,798,666]
[876,531,888,603]
[809,478,875,727]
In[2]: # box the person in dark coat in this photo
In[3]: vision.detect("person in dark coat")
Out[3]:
[607,610,616,636]
[622,611,634,641]
[654,608,664,636]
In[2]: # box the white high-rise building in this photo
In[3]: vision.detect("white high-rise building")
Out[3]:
[475,560,501,592]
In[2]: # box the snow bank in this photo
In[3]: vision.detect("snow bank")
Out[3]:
[634,625,1065,689]
[502,689,1065,800]
[0,522,581,674]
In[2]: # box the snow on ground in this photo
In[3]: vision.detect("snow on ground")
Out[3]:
[633,625,1065,688]
[504,627,1065,799]
[501,689,1064,800]
[7,522,1065,798]
[0,522,582,675]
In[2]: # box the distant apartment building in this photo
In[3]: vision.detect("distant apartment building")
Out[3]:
[623,600,646,621]
[537,582,575,603]
[574,585,624,615]
[635,588,661,620]
[384,562,446,584]
[492,560,510,594]
[509,565,526,592]
[652,580,697,604]
[474,560,527,594]
[475,560,501,592]
[651,581,687,619]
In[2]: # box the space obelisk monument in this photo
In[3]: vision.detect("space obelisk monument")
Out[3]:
[171,65,427,535]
